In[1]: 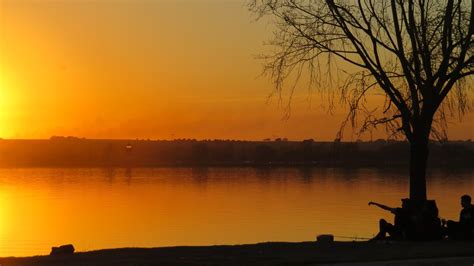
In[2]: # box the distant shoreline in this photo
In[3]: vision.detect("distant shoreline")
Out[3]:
[0,139,473,168]
[0,163,473,169]
[2,241,474,266]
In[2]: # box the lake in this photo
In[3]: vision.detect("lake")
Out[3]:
[0,167,471,256]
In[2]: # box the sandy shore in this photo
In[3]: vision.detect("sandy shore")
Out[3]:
[1,241,474,266]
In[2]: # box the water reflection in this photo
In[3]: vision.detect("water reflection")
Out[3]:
[0,167,471,256]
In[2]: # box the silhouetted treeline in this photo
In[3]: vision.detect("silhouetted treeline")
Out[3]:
[0,137,472,168]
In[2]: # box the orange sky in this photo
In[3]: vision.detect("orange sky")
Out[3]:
[0,0,472,141]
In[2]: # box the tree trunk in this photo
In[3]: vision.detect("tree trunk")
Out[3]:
[409,136,429,201]
[404,116,442,240]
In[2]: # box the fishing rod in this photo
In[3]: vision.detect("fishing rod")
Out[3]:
[333,235,372,241]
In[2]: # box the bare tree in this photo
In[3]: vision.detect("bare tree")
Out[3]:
[250,0,473,201]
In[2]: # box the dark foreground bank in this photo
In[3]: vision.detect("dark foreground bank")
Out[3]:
[1,241,474,266]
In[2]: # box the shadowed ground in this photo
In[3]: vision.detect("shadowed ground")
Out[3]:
[1,241,474,266]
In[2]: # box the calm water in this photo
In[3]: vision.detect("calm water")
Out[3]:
[0,167,472,256]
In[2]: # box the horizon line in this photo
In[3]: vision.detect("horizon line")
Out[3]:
[0,137,472,143]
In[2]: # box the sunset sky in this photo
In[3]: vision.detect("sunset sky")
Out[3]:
[0,0,472,141]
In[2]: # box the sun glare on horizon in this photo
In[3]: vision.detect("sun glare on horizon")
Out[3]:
[0,74,7,138]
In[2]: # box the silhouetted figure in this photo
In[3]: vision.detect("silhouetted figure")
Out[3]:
[445,195,474,240]
[369,199,410,240]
